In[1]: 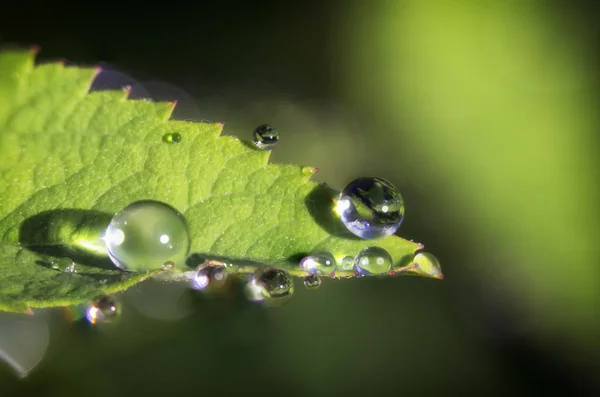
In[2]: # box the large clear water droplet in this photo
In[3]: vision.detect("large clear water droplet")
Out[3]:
[411,252,444,279]
[354,246,393,275]
[245,268,294,306]
[336,177,405,239]
[104,200,191,272]
[299,252,336,276]
[85,295,120,325]
[253,124,280,150]
[303,274,322,290]
[192,264,228,291]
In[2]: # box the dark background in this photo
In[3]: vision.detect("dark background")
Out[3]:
[1,1,599,396]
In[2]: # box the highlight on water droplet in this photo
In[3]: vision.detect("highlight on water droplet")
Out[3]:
[85,295,121,325]
[405,251,443,279]
[192,263,229,291]
[354,246,393,275]
[103,200,191,272]
[303,274,322,290]
[252,124,280,150]
[162,132,182,143]
[161,261,175,270]
[336,177,405,239]
[300,252,336,276]
[245,268,294,306]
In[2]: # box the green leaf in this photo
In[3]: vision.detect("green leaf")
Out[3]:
[0,49,435,313]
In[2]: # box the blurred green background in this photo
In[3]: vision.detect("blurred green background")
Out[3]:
[1,1,599,395]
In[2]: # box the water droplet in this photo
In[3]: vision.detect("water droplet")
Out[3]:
[354,247,393,275]
[302,166,318,176]
[336,177,405,239]
[161,261,175,270]
[339,255,355,271]
[85,295,120,325]
[192,265,228,291]
[245,268,294,306]
[411,252,443,279]
[51,257,77,273]
[300,252,336,276]
[252,124,280,150]
[303,274,321,290]
[104,200,191,272]
[162,132,182,143]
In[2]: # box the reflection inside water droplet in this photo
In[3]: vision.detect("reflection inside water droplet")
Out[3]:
[339,255,355,271]
[253,124,280,150]
[300,252,336,276]
[303,274,321,290]
[85,295,121,325]
[354,246,393,275]
[336,177,405,239]
[192,264,228,291]
[245,268,294,306]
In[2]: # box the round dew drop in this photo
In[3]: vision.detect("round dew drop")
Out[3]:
[192,265,228,291]
[162,132,182,143]
[354,246,393,275]
[104,200,191,272]
[339,255,355,271]
[303,274,322,290]
[252,124,280,150]
[85,295,120,325]
[245,268,294,306]
[336,177,405,239]
[299,252,336,276]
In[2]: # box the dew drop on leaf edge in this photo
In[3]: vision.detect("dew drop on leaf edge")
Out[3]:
[85,295,120,325]
[252,124,280,150]
[104,200,191,272]
[354,246,393,275]
[245,268,294,306]
[300,252,336,276]
[303,274,322,290]
[336,177,405,239]
[192,265,228,291]
[412,251,443,279]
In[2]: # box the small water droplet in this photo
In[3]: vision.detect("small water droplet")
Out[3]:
[303,274,322,290]
[85,295,120,325]
[51,257,77,273]
[302,167,318,176]
[252,124,279,150]
[192,265,228,291]
[161,261,175,270]
[162,132,182,143]
[300,252,336,276]
[245,268,294,306]
[411,252,443,279]
[354,247,393,275]
[339,255,355,271]
[336,177,405,239]
[104,200,191,272]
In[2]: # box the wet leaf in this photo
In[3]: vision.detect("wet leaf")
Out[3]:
[0,49,431,312]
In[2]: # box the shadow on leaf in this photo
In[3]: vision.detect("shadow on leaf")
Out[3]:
[20,209,115,270]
